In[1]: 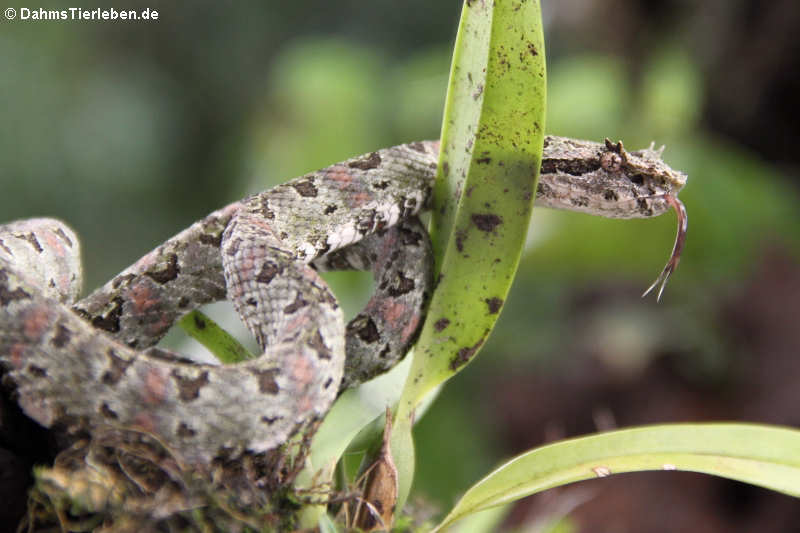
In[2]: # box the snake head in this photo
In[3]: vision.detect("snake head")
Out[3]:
[540,136,687,219]
[597,140,688,301]
[539,136,689,301]
[615,138,686,193]
[600,138,687,219]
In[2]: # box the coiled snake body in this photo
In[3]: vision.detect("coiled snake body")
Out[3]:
[0,137,686,464]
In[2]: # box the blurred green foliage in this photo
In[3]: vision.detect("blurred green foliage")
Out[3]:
[2,2,798,522]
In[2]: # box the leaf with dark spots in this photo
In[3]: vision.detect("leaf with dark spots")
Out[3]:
[476,156,491,164]
[434,318,450,332]
[251,368,281,394]
[388,272,415,297]
[455,230,466,252]
[485,297,503,314]
[146,253,180,284]
[472,83,484,100]
[171,370,209,402]
[101,348,133,385]
[449,335,486,371]
[348,151,382,170]
[292,179,318,197]
[51,323,72,348]
[471,213,503,232]
[257,261,280,284]
[193,314,206,330]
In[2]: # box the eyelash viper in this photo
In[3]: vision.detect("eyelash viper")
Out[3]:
[0,137,686,464]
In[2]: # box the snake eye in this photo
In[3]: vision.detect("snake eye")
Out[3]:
[600,151,623,173]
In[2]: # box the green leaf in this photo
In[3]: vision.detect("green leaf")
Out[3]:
[441,505,510,533]
[432,423,800,532]
[394,0,547,508]
[178,310,255,363]
[317,512,340,533]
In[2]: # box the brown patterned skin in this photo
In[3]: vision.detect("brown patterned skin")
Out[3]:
[0,138,686,464]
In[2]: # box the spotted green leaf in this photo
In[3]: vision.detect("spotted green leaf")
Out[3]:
[393,0,547,509]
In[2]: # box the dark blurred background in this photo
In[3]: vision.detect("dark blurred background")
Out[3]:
[2,1,799,531]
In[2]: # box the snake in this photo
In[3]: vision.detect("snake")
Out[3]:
[0,136,687,465]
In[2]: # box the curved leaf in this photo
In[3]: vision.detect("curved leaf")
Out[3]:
[394,0,547,509]
[433,423,800,531]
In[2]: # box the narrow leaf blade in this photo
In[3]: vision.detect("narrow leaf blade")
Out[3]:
[433,423,800,531]
[178,310,255,363]
[395,0,547,509]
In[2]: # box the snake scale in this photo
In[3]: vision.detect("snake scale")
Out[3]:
[0,137,687,464]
